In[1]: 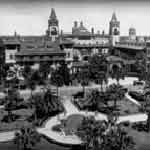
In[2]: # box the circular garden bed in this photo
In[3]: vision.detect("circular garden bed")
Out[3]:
[52,114,85,136]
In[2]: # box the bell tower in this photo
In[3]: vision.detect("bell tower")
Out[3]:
[46,8,59,41]
[109,12,120,46]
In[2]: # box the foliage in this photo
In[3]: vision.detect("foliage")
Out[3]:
[57,63,71,86]
[134,54,146,81]
[22,65,31,79]
[51,70,64,87]
[77,116,136,150]
[77,67,90,94]
[29,90,64,122]
[39,62,51,80]
[88,54,108,91]
[3,88,22,122]
[106,84,126,110]
[77,116,107,150]
[14,126,41,150]
[110,65,125,84]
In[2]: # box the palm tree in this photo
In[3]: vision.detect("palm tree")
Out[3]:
[135,53,146,82]
[102,125,135,150]
[3,88,20,122]
[77,116,135,150]
[111,65,125,85]
[26,72,37,99]
[22,65,31,79]
[78,67,89,97]
[14,126,41,150]
[77,116,107,150]
[143,94,150,132]
[51,70,64,97]
[57,63,71,86]
[88,54,108,91]
[39,62,51,80]
[85,90,107,111]
[107,84,125,111]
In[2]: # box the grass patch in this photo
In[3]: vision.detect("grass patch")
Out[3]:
[52,114,84,136]
[0,108,34,131]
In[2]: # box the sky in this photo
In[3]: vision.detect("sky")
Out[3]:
[0,0,150,36]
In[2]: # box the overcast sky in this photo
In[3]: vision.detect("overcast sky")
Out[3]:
[0,0,150,36]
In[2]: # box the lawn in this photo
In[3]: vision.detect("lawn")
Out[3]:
[52,114,84,135]
[126,126,150,150]
[107,98,140,115]
[0,108,34,131]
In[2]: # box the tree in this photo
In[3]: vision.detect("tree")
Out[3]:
[77,116,107,150]
[3,88,20,122]
[26,71,41,98]
[86,90,107,111]
[102,125,135,150]
[111,65,125,85]
[51,70,64,97]
[77,116,136,150]
[78,67,90,96]
[29,89,64,123]
[106,84,125,111]
[89,54,108,91]
[143,94,150,132]
[22,65,32,79]
[14,126,41,150]
[39,62,51,80]
[135,52,147,81]
[57,63,70,86]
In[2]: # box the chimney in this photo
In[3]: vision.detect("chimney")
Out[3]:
[74,21,78,28]
[91,27,94,35]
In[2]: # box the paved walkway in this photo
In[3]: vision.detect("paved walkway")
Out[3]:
[125,93,141,106]
[0,77,148,145]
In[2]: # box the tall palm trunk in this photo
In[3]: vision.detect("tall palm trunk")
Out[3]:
[57,86,59,98]
[100,83,103,92]
[82,85,85,98]
[30,90,33,99]
[8,110,12,122]
[114,99,117,110]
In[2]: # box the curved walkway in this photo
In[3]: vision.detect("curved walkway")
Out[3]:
[0,91,148,145]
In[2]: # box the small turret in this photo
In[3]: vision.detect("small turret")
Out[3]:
[109,12,120,46]
[46,8,59,41]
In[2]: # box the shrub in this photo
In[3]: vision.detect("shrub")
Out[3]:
[1,114,20,123]
[52,124,62,132]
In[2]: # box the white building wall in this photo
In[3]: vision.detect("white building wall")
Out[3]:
[5,49,17,64]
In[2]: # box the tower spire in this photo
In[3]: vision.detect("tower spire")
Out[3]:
[111,12,117,22]
[50,8,57,19]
